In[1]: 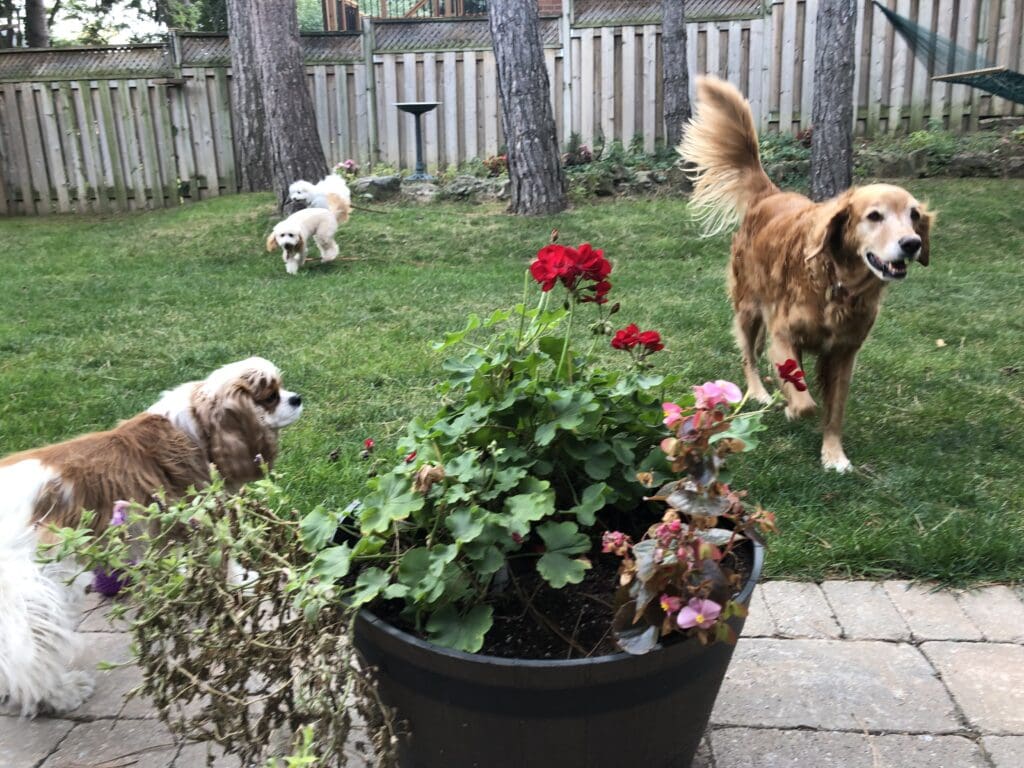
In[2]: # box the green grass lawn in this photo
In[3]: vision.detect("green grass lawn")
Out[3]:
[2,178,1022,584]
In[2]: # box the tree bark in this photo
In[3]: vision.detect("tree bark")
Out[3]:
[487,0,567,215]
[809,0,856,201]
[25,0,49,47]
[661,0,690,148]
[239,0,327,208]
[226,0,271,191]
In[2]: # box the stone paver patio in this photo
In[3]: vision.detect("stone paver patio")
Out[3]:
[2,580,1022,767]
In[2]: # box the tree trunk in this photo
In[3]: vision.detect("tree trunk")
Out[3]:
[809,0,856,202]
[226,0,271,192]
[661,0,690,148]
[242,0,327,208]
[25,0,49,47]
[487,0,567,215]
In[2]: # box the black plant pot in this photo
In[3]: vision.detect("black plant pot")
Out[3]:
[353,539,764,768]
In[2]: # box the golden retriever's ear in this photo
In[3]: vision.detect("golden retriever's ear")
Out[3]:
[806,196,850,261]
[914,206,932,267]
[266,233,278,252]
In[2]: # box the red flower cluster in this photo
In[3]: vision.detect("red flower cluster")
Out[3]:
[610,324,664,352]
[776,359,808,391]
[530,242,612,302]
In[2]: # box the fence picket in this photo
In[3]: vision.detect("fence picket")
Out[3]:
[56,83,88,212]
[442,52,458,167]
[98,81,128,210]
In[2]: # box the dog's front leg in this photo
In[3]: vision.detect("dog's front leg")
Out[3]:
[818,348,858,472]
[769,336,817,420]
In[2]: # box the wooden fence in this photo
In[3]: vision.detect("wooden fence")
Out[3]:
[0,0,1022,215]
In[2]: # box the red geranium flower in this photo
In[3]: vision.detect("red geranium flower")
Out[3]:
[611,323,641,349]
[580,280,612,304]
[575,243,611,282]
[638,330,664,352]
[530,244,579,292]
[776,359,808,391]
[363,438,375,451]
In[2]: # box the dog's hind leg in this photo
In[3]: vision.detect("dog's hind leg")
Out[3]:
[733,306,772,403]
[817,348,857,472]
[316,235,338,263]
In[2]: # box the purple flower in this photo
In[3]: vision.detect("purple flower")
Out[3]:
[676,597,723,630]
[110,500,130,527]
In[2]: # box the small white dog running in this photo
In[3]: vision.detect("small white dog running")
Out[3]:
[267,174,353,275]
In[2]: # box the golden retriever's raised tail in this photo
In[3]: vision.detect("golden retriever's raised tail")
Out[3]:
[677,77,777,237]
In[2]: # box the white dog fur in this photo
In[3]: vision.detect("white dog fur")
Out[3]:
[266,207,340,275]
[0,357,302,716]
[288,173,352,223]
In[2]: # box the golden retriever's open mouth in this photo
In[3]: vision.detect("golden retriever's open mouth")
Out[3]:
[867,252,908,280]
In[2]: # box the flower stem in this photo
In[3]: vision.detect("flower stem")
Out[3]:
[555,298,575,382]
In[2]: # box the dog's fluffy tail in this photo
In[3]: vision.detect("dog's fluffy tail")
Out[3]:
[319,174,352,223]
[677,76,777,237]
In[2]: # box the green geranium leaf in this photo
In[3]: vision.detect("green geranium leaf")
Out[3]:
[568,482,609,526]
[504,482,555,525]
[311,543,353,580]
[441,353,486,385]
[426,604,494,653]
[352,535,385,557]
[433,313,481,350]
[537,552,591,587]
[446,508,485,543]
[537,521,591,555]
[299,506,337,552]
[446,450,483,482]
[350,567,390,607]
[711,412,767,452]
[360,474,424,534]
[464,543,505,575]
[583,445,617,481]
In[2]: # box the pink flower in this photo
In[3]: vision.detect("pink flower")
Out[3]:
[363,438,375,451]
[676,597,723,630]
[601,530,632,555]
[404,450,418,463]
[660,594,682,615]
[662,402,683,428]
[692,380,742,410]
[111,500,130,527]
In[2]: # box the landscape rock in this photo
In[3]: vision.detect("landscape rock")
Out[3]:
[352,174,402,201]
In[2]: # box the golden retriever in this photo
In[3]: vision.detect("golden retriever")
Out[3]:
[678,76,932,472]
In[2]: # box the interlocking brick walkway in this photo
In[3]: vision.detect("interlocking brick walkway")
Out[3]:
[3,581,1023,767]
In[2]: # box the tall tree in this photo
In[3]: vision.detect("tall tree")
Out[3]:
[226,0,271,191]
[661,0,690,148]
[227,0,326,206]
[487,0,567,215]
[25,0,50,47]
[809,0,856,201]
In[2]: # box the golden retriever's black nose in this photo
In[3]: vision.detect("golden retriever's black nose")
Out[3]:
[289,394,302,407]
[899,235,922,255]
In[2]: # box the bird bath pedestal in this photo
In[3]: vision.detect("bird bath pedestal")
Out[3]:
[395,101,440,181]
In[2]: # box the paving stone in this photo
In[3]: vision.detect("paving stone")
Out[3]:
[956,586,1024,644]
[77,591,135,632]
[741,584,775,637]
[760,582,841,638]
[69,631,156,720]
[922,642,1024,734]
[884,581,982,641]
[710,638,959,732]
[40,720,178,768]
[710,728,986,767]
[821,580,911,641]
[982,735,1024,768]
[0,716,74,768]
[173,741,244,767]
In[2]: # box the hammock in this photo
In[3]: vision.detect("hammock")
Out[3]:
[873,0,1024,104]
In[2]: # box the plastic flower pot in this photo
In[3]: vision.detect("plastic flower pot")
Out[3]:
[353,538,763,768]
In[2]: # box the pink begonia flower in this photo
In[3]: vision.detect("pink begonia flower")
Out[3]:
[692,380,742,410]
[662,402,683,428]
[111,500,130,527]
[660,594,682,615]
[676,597,723,630]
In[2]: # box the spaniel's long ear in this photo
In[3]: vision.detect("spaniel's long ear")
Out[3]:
[805,194,851,262]
[915,204,933,267]
[266,233,278,252]
[205,395,278,489]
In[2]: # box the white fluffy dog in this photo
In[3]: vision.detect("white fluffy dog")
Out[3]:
[288,173,352,223]
[0,357,302,716]
[266,207,340,275]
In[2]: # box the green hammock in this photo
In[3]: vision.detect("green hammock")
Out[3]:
[873,0,1024,104]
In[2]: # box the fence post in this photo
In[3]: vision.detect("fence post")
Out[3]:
[167,28,183,72]
[560,0,573,148]
[363,18,380,169]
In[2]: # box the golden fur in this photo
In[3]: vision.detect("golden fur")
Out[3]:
[678,77,933,471]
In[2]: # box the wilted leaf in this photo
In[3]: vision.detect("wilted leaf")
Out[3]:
[697,528,742,546]
[612,601,660,655]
